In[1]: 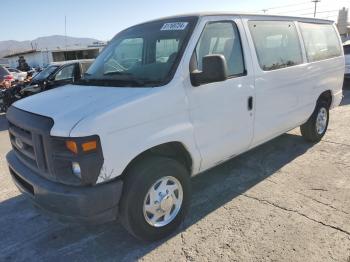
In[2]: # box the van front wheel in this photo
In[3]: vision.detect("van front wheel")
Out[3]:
[300,101,329,142]
[119,156,190,241]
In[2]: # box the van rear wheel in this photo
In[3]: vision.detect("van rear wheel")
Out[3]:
[119,156,190,241]
[300,101,329,142]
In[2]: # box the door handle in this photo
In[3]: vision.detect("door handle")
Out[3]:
[248,96,253,111]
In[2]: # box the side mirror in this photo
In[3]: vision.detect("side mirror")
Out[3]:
[190,54,228,87]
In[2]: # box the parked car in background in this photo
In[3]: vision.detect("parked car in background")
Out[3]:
[6,14,344,241]
[0,84,22,113]
[0,66,14,87]
[20,59,93,96]
[344,43,350,80]
[7,68,28,82]
[0,66,14,112]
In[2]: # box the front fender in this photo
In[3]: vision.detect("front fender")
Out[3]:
[95,113,201,183]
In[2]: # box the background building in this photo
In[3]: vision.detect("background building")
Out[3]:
[4,46,104,69]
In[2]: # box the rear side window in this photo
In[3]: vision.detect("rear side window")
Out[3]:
[299,23,341,62]
[195,21,245,76]
[248,21,303,71]
[344,45,350,55]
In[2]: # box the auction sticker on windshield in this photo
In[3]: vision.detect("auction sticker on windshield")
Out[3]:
[161,22,188,31]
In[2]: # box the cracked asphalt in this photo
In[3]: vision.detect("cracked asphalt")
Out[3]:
[0,88,349,262]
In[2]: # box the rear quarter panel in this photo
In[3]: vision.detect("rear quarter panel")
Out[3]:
[302,56,344,110]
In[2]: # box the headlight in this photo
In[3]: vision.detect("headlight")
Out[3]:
[51,135,103,185]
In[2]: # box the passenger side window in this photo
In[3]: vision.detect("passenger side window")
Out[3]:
[299,23,342,62]
[248,21,303,71]
[194,21,245,76]
[54,64,75,80]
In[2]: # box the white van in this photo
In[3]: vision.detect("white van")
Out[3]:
[6,13,344,241]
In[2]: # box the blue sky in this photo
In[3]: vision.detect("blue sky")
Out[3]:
[2,0,349,41]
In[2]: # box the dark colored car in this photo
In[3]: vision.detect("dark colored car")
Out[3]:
[21,59,93,96]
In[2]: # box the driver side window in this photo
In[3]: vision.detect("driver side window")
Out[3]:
[194,21,245,76]
[54,64,75,81]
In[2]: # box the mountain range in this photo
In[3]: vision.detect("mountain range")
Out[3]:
[0,35,100,58]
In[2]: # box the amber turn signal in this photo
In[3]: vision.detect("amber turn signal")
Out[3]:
[82,140,97,152]
[66,140,78,154]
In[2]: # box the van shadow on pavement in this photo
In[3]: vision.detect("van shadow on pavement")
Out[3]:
[0,132,313,261]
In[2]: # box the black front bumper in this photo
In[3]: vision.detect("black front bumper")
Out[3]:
[7,150,123,224]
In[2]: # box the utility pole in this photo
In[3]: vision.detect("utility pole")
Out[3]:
[312,0,321,17]
[64,15,67,60]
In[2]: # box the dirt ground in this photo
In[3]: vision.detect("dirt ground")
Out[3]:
[0,88,349,262]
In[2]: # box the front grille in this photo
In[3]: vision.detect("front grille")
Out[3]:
[8,122,38,169]
[6,106,54,181]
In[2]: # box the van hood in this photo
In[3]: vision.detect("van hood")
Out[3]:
[13,84,152,137]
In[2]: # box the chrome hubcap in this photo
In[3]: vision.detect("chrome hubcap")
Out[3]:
[316,107,327,134]
[143,176,183,227]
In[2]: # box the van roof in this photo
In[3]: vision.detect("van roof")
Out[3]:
[145,12,334,25]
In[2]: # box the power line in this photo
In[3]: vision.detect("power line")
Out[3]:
[299,9,339,16]
[276,7,314,15]
[258,1,311,13]
[262,1,311,10]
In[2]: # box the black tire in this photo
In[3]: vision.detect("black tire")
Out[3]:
[300,101,329,142]
[119,156,191,241]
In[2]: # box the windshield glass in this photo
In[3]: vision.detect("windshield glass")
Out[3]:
[33,65,59,81]
[80,17,197,87]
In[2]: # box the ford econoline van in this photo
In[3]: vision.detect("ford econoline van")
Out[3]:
[6,13,344,241]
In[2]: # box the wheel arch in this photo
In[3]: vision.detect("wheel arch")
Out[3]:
[317,90,332,108]
[121,141,194,178]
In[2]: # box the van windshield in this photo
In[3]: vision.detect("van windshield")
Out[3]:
[78,17,197,87]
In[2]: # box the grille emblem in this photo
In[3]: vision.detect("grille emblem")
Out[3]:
[15,137,24,150]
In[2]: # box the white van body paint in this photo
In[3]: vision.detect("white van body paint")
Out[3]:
[13,13,344,184]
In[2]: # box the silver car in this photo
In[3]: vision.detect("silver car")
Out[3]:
[7,68,27,82]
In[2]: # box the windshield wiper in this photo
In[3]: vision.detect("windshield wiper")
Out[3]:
[103,71,132,76]
[76,77,160,87]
